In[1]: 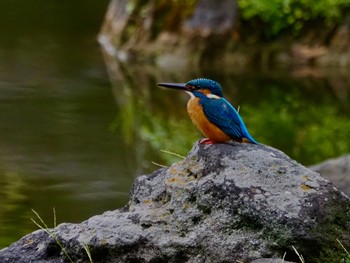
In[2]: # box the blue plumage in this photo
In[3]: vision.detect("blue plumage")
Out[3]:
[158,78,257,144]
[187,78,224,97]
[198,93,257,144]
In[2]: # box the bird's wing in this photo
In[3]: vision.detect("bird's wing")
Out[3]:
[201,97,244,139]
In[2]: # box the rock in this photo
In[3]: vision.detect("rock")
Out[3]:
[310,154,350,196]
[1,142,350,263]
[251,259,295,263]
[183,0,237,36]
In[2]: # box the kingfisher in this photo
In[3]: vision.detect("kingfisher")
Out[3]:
[158,78,257,144]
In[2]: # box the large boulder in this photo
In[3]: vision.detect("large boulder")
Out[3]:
[1,142,350,263]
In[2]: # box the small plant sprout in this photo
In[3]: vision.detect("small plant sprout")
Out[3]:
[31,208,94,263]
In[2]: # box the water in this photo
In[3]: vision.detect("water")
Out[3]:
[1,1,350,249]
[0,0,136,248]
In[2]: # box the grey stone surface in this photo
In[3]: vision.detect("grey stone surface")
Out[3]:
[1,142,350,263]
[251,259,294,263]
[310,154,350,196]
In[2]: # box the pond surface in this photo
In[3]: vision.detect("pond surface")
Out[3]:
[1,1,349,249]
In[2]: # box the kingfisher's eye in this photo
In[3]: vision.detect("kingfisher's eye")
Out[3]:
[187,85,196,90]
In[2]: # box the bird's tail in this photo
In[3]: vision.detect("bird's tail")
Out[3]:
[241,125,258,144]
[242,135,258,144]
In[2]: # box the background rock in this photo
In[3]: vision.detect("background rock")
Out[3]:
[310,154,350,196]
[98,0,350,69]
[1,142,350,263]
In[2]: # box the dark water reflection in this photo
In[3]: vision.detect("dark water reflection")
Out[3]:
[0,0,138,248]
[1,0,350,250]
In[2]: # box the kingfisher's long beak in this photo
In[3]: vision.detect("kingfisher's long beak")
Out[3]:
[157,82,187,91]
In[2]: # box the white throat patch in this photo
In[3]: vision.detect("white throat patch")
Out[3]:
[207,94,221,99]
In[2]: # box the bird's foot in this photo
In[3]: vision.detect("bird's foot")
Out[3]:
[199,138,218,144]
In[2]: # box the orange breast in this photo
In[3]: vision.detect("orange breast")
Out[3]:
[187,97,231,142]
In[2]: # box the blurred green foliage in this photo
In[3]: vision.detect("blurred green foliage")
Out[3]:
[238,0,350,36]
[244,86,350,165]
[138,115,198,164]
